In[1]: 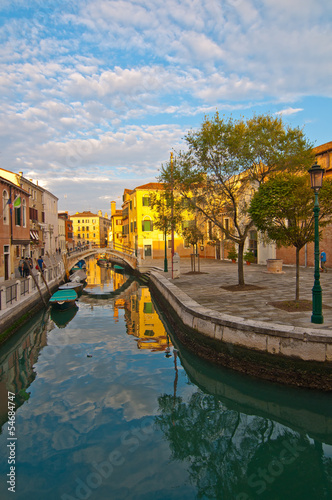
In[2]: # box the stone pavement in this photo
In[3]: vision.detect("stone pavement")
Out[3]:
[142,258,332,331]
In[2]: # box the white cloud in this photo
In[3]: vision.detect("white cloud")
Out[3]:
[275,108,303,116]
[0,0,331,214]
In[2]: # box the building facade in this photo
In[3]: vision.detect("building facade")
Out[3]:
[117,183,217,260]
[58,212,74,251]
[0,177,30,281]
[70,211,112,248]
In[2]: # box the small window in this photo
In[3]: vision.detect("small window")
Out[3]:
[144,330,155,337]
[143,302,154,314]
[142,197,150,207]
[142,220,153,231]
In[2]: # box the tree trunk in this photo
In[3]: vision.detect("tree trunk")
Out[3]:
[238,242,245,285]
[295,247,300,301]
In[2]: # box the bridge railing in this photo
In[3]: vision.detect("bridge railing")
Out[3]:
[110,242,136,257]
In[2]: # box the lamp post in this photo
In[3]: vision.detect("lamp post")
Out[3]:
[308,161,325,324]
[164,227,168,273]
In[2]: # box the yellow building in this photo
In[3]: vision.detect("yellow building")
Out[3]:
[70,210,111,247]
[117,182,216,259]
[110,202,123,249]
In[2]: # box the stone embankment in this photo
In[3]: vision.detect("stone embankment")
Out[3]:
[150,270,332,391]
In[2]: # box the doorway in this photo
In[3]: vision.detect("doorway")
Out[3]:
[4,245,9,280]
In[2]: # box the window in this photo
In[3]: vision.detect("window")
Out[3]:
[15,205,21,226]
[182,220,195,230]
[22,199,26,227]
[143,302,154,314]
[78,220,80,223]
[86,226,89,231]
[144,330,155,337]
[77,234,81,239]
[42,212,45,223]
[29,207,38,221]
[142,197,150,207]
[2,190,9,225]
[130,200,132,209]
[82,226,85,231]
[93,233,96,238]
[78,227,80,231]
[16,245,20,257]
[142,219,153,231]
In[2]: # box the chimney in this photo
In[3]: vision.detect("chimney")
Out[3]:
[111,201,116,216]
[19,171,23,177]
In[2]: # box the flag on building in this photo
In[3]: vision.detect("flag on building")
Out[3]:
[6,197,13,214]
[13,196,21,208]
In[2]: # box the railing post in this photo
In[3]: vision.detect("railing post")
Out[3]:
[27,276,32,294]
[0,286,6,310]
[16,280,21,303]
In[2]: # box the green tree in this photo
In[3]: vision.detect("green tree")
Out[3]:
[159,113,314,285]
[249,173,332,300]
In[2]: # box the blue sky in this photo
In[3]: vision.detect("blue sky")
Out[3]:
[1,0,332,214]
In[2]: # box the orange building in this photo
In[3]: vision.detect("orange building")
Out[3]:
[1,176,30,281]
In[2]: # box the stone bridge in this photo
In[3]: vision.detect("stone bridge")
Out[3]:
[63,246,139,272]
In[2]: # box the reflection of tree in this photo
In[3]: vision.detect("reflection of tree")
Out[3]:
[155,390,332,499]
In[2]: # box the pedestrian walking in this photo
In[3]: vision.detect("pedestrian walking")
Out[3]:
[37,255,45,273]
[23,258,30,277]
[320,251,328,272]
[18,257,25,277]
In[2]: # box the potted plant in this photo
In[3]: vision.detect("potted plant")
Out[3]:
[227,248,238,263]
[244,250,255,265]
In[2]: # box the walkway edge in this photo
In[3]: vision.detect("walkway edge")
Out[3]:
[150,272,332,390]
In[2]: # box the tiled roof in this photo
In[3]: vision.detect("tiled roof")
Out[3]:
[134,182,165,190]
[313,141,332,155]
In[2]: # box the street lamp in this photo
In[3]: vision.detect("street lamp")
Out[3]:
[308,161,325,324]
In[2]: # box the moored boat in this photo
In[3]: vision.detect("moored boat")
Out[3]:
[69,269,87,282]
[59,282,83,294]
[114,264,125,273]
[49,289,78,310]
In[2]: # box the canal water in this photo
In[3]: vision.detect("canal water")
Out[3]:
[0,258,331,500]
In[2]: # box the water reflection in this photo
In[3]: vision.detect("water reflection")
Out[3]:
[0,310,50,431]
[50,305,79,328]
[123,287,171,351]
[155,338,332,500]
[0,257,331,500]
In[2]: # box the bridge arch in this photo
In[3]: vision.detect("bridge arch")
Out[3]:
[64,247,138,272]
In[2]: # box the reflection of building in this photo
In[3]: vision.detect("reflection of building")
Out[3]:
[125,287,171,351]
[0,311,49,428]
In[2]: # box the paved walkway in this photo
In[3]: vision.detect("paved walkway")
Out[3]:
[142,258,332,331]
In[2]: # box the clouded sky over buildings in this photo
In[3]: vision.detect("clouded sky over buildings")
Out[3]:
[1,0,331,214]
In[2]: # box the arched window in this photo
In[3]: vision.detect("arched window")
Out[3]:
[22,199,26,227]
[142,216,153,232]
[2,190,9,225]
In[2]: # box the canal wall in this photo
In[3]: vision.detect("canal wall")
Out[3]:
[0,267,65,342]
[150,272,332,391]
